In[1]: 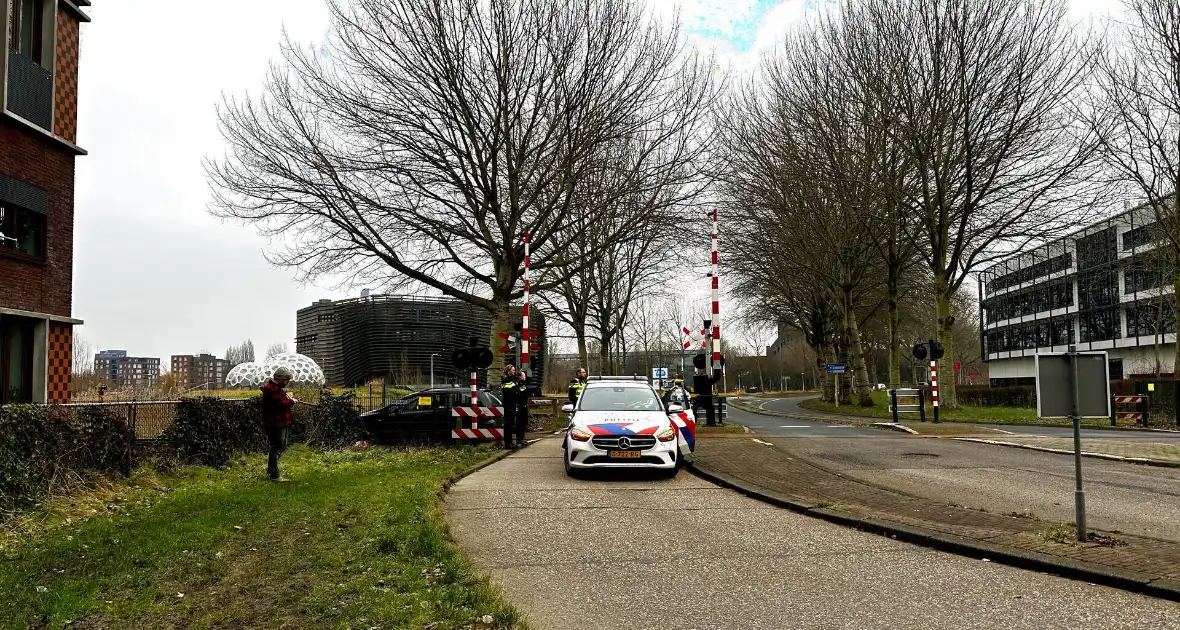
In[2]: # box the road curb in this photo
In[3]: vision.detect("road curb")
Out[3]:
[440,444,521,493]
[872,422,919,434]
[687,461,1180,603]
[952,438,1180,469]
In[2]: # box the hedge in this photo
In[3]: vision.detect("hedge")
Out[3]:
[1,389,369,518]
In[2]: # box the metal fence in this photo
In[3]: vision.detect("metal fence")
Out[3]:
[57,401,182,439]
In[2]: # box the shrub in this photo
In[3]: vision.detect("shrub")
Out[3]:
[292,389,368,448]
[0,404,134,515]
[160,397,266,468]
[954,385,1037,408]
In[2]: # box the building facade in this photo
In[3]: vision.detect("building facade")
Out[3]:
[95,350,161,388]
[171,353,228,390]
[0,0,90,403]
[980,200,1176,385]
[295,295,547,388]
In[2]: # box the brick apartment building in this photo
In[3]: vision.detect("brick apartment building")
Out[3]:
[94,349,160,388]
[171,353,228,390]
[0,0,90,403]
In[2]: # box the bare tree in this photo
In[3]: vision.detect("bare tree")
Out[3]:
[1087,0,1180,372]
[225,340,256,368]
[842,0,1104,407]
[207,0,714,384]
[72,333,93,377]
[266,341,289,358]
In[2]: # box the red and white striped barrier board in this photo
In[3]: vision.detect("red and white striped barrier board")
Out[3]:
[451,406,506,441]
[1113,396,1145,404]
[1117,412,1143,421]
[930,360,939,408]
[452,428,505,439]
[451,406,505,418]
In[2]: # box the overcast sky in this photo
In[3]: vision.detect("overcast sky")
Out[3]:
[71,0,1121,363]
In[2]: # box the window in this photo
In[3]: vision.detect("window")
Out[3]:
[9,0,46,65]
[578,386,662,411]
[0,204,46,259]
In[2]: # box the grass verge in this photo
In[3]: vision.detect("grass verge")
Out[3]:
[0,445,526,630]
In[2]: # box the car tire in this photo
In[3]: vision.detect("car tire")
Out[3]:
[564,446,580,478]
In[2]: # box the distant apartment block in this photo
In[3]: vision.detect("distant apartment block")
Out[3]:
[171,353,228,390]
[94,349,160,387]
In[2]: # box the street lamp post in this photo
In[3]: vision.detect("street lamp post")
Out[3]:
[430,353,440,389]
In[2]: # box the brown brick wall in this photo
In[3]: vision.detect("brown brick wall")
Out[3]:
[0,120,76,318]
[48,321,72,402]
[53,6,80,143]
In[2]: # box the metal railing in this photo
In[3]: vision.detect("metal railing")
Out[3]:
[58,401,182,439]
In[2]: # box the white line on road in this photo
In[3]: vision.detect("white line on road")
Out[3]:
[826,425,856,428]
[751,438,775,446]
[757,398,782,410]
[778,425,812,428]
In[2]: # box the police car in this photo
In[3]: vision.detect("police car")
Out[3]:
[561,377,694,478]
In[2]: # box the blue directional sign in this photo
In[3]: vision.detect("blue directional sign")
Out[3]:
[652,367,669,379]
[825,363,847,374]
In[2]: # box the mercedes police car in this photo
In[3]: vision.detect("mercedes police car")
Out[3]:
[561,376,694,478]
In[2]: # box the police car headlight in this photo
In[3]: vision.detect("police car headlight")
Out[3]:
[569,427,593,441]
[656,427,676,442]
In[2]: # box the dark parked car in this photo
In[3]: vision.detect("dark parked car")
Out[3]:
[361,387,503,442]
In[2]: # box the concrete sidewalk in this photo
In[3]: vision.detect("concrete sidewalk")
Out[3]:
[445,438,1180,629]
[693,436,1180,601]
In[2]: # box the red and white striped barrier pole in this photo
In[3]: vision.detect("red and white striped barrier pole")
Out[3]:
[470,369,478,430]
[522,231,531,379]
[929,359,940,423]
[710,208,721,373]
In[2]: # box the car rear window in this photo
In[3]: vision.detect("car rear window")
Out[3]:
[578,387,662,411]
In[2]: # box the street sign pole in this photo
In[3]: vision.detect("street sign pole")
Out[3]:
[1070,346,1087,542]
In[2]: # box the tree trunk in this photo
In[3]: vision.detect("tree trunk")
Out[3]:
[1173,276,1180,377]
[818,343,834,403]
[598,328,611,376]
[846,301,874,406]
[576,330,589,370]
[887,271,902,388]
[935,275,958,409]
[487,302,510,387]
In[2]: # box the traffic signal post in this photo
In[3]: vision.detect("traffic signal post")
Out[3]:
[911,339,944,423]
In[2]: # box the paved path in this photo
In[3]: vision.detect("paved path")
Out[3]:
[749,395,1180,440]
[446,438,1180,630]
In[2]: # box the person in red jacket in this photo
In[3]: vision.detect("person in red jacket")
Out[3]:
[261,367,296,481]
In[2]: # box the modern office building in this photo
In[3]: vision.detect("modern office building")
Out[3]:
[979,199,1176,385]
[295,294,548,388]
[0,0,91,403]
[94,350,161,388]
[171,353,228,390]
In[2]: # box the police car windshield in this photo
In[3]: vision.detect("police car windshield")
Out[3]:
[579,386,662,411]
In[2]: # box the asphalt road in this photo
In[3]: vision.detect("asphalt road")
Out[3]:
[726,404,1180,542]
[446,440,1180,630]
[750,395,1180,440]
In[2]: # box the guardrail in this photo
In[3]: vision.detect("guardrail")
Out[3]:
[888,388,927,423]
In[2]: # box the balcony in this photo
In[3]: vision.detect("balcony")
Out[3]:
[6,51,52,130]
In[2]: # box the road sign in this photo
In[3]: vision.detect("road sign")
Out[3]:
[825,363,847,374]
[1035,352,1111,419]
[954,361,961,371]
[653,367,669,379]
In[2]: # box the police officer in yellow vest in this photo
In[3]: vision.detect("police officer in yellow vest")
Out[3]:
[568,367,588,405]
[501,364,527,449]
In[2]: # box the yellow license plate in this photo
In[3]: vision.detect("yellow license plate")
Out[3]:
[609,450,642,459]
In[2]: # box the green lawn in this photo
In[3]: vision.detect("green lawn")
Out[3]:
[0,446,526,630]
[798,391,1114,427]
